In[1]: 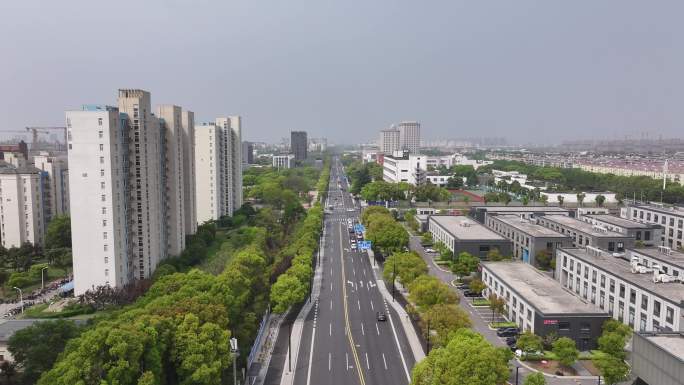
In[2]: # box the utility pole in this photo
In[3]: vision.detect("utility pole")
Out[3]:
[392,258,396,302]
[230,338,239,385]
[288,323,292,372]
[515,366,519,385]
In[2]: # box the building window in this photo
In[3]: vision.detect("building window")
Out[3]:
[653,300,661,317]
[641,295,648,311]
[666,307,674,324]
[104,245,108,252]
[558,321,570,330]
[98,118,103,126]
[100,156,105,164]
[102,219,107,227]
[103,232,108,240]
[619,284,625,298]
[102,207,106,214]
[629,289,636,304]
[639,316,646,331]
[628,307,635,327]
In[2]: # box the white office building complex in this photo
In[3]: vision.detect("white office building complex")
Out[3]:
[379,128,401,155]
[272,154,295,169]
[194,117,243,224]
[382,152,427,185]
[397,121,420,153]
[0,166,47,247]
[621,203,684,250]
[556,247,683,332]
[67,89,197,295]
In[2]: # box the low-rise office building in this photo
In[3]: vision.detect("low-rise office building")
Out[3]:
[428,215,511,258]
[537,215,634,253]
[631,331,683,385]
[628,246,684,278]
[272,154,295,169]
[414,214,429,233]
[556,247,684,332]
[469,205,569,224]
[382,151,427,185]
[482,261,610,350]
[486,215,573,265]
[621,203,684,250]
[580,214,662,247]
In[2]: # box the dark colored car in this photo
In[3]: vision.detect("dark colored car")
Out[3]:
[455,283,470,290]
[496,328,519,337]
[376,312,387,322]
[505,336,517,346]
[463,290,481,297]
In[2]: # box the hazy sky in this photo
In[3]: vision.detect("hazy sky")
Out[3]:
[1,1,682,144]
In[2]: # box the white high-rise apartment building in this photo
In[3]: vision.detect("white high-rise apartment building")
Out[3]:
[181,111,197,235]
[194,116,243,224]
[380,128,400,155]
[157,105,185,257]
[0,166,46,247]
[33,152,70,219]
[67,89,197,295]
[67,105,131,293]
[397,121,421,153]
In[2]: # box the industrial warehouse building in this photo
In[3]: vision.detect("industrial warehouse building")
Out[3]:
[481,261,610,350]
[428,215,511,258]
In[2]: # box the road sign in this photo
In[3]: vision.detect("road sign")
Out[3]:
[354,224,365,233]
[359,241,372,250]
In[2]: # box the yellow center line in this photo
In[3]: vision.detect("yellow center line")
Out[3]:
[340,223,366,385]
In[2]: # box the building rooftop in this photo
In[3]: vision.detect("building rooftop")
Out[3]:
[630,203,684,217]
[473,205,569,214]
[431,216,507,241]
[0,165,41,175]
[415,214,429,222]
[543,215,628,238]
[638,332,684,360]
[492,215,571,238]
[584,214,657,229]
[629,247,684,269]
[559,248,684,306]
[482,261,608,315]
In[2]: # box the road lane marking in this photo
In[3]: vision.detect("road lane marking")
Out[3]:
[361,322,365,336]
[370,301,374,311]
[339,224,366,385]
[329,323,332,336]
[329,353,331,372]
[384,301,411,382]
[305,300,319,385]
[375,323,380,335]
[365,352,370,370]
[382,353,388,370]
[346,352,349,370]
[330,299,333,310]
[363,268,366,277]
[331,282,333,291]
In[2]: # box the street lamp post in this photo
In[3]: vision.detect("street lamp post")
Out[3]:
[515,366,519,385]
[13,287,23,314]
[288,323,292,372]
[392,258,396,302]
[426,319,431,353]
[230,337,239,385]
[41,266,49,291]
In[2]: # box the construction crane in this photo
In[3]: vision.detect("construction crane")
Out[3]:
[25,126,67,148]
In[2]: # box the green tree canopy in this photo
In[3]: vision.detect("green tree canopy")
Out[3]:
[523,372,546,385]
[383,252,428,287]
[411,329,511,385]
[420,304,471,348]
[552,337,579,368]
[8,320,82,385]
[45,215,71,249]
[408,275,459,310]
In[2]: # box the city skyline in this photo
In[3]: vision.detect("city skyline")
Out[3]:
[2,1,684,144]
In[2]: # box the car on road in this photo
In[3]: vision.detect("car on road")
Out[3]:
[462,290,482,297]
[376,312,387,322]
[350,244,357,251]
[505,336,517,346]
[496,328,519,337]
[425,248,436,253]
[347,208,355,212]
[455,283,470,290]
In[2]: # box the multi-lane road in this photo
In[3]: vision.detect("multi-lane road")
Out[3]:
[287,157,415,385]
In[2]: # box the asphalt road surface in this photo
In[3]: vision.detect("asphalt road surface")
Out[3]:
[291,157,415,385]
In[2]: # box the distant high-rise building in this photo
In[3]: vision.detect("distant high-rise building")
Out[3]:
[380,128,401,155]
[291,131,308,161]
[242,141,254,164]
[195,116,243,224]
[181,111,196,236]
[397,121,421,153]
[0,165,47,247]
[67,89,197,295]
[33,151,70,219]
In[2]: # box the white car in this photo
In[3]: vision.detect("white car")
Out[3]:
[425,248,436,253]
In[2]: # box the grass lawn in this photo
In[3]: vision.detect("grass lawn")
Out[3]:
[489,321,517,329]
[471,298,491,306]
